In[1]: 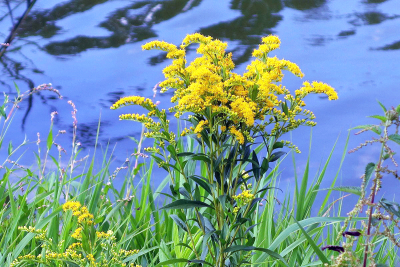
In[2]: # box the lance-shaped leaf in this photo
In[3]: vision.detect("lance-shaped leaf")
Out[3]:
[188,175,212,195]
[160,199,212,210]
[269,151,285,162]
[377,100,387,113]
[169,215,188,232]
[380,198,400,218]
[252,151,260,181]
[317,186,361,196]
[349,124,381,135]
[367,115,387,123]
[365,162,375,187]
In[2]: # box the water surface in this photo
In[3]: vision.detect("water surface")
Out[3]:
[1,0,399,206]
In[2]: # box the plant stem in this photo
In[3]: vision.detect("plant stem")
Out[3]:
[362,141,385,267]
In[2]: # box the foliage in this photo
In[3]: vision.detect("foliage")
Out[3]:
[111,33,338,266]
[322,101,400,267]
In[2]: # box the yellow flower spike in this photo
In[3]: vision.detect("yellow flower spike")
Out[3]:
[166,49,186,59]
[111,96,156,110]
[296,81,338,100]
[141,40,177,52]
[194,120,209,134]
[181,33,212,48]
[261,35,281,45]
[229,126,245,145]
[71,228,82,239]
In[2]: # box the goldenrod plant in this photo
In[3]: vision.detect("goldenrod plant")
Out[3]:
[111,33,338,266]
[10,201,141,267]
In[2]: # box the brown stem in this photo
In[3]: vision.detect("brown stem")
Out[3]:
[362,177,377,267]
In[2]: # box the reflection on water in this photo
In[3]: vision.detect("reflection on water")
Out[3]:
[284,0,325,10]
[350,11,399,25]
[19,0,205,55]
[375,40,400,50]
[200,0,283,65]
[0,0,399,191]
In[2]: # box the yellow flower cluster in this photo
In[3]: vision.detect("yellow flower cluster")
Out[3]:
[233,190,255,206]
[112,33,338,155]
[71,227,82,239]
[12,203,142,267]
[144,146,161,154]
[194,120,209,137]
[111,96,156,110]
[96,230,114,239]
[295,81,338,100]
[181,126,194,136]
[233,207,240,214]
[62,200,81,211]
[62,201,94,225]
[119,113,154,123]
[229,126,245,144]
[252,35,281,58]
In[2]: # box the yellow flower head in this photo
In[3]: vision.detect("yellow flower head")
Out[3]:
[62,201,81,212]
[181,33,212,48]
[142,40,178,52]
[111,96,156,110]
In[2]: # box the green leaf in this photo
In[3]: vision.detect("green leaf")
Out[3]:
[367,115,387,122]
[365,162,375,187]
[252,151,260,181]
[269,151,285,162]
[349,124,381,135]
[396,104,400,114]
[273,142,284,149]
[292,219,330,265]
[376,100,387,113]
[7,141,12,156]
[192,154,211,164]
[282,101,289,117]
[380,198,400,218]
[0,105,6,119]
[167,145,177,160]
[170,214,188,232]
[187,175,212,195]
[260,158,269,176]
[388,134,400,145]
[160,199,212,210]
[46,126,53,151]
[317,186,361,196]
[224,246,289,266]
[13,82,20,96]
[176,242,193,252]
[218,194,227,211]
[177,152,194,157]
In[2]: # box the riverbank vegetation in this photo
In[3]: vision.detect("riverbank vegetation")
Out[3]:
[1,34,399,267]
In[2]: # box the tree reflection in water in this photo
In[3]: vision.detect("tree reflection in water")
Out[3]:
[0,0,399,139]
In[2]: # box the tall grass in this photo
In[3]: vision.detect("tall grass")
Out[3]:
[1,86,399,266]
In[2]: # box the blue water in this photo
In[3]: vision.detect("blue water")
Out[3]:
[1,0,399,208]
